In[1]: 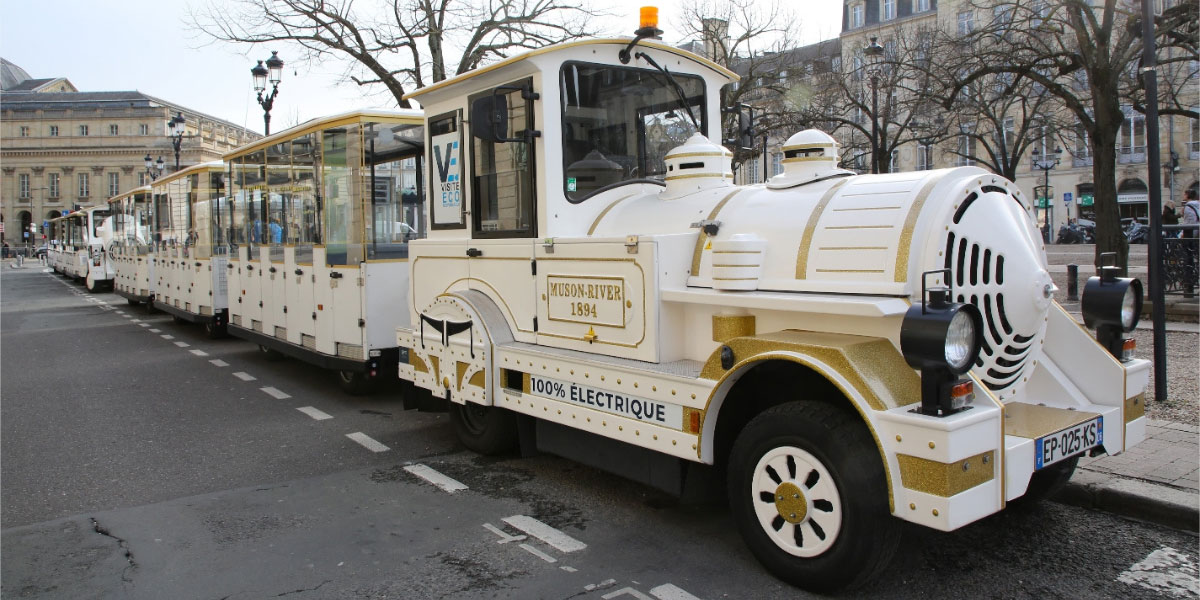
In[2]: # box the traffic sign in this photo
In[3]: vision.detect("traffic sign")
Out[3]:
[1064,192,1072,206]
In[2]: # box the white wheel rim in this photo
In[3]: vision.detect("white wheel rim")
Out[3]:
[751,445,843,558]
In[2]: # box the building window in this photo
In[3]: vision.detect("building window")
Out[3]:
[882,0,896,20]
[1189,109,1199,157]
[108,172,120,197]
[49,125,59,137]
[78,173,89,198]
[1118,107,1145,162]
[914,0,930,11]
[850,3,864,28]
[19,126,29,137]
[139,124,149,135]
[956,134,976,166]
[49,173,60,198]
[110,124,119,135]
[889,149,900,172]
[917,143,933,170]
[138,172,150,186]
[831,56,842,72]
[747,156,761,184]
[957,10,974,35]
[79,125,89,136]
[19,174,30,199]
[772,152,783,176]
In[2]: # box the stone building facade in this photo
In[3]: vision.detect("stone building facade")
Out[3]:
[0,58,261,248]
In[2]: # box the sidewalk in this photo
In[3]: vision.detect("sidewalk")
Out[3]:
[1055,420,1200,531]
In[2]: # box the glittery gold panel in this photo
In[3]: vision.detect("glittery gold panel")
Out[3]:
[429,355,441,381]
[711,315,756,343]
[897,451,995,497]
[410,352,429,374]
[1003,403,1100,439]
[793,178,849,279]
[456,361,470,390]
[522,371,531,394]
[1125,393,1145,423]
[893,173,950,283]
[468,370,486,389]
[698,330,920,411]
[690,189,744,276]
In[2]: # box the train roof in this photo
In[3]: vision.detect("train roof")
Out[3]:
[149,161,225,189]
[223,108,424,161]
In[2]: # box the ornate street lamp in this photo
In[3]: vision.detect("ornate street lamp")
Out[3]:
[167,112,187,171]
[1031,145,1062,243]
[863,37,885,174]
[251,51,284,136]
[144,153,165,182]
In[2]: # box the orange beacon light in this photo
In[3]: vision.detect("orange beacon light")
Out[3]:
[640,6,659,29]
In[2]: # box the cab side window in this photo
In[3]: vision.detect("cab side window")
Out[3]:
[470,79,537,238]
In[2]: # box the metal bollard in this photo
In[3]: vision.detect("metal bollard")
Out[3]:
[1066,264,1078,301]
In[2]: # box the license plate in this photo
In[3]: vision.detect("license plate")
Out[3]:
[1035,417,1103,470]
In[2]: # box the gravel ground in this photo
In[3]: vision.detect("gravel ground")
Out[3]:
[1135,328,1199,425]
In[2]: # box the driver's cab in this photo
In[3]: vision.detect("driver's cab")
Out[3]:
[404,37,736,362]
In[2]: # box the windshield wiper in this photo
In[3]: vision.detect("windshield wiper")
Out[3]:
[633,51,700,131]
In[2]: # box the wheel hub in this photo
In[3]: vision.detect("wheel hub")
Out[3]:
[774,482,808,524]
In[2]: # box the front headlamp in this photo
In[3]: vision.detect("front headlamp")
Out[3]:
[901,270,984,417]
[1081,255,1143,361]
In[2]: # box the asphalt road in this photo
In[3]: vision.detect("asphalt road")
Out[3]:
[3,266,1197,599]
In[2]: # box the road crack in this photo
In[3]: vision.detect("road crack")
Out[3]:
[276,580,332,597]
[90,517,137,584]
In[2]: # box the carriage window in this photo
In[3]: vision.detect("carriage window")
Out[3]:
[365,121,424,259]
[323,124,365,266]
[559,62,705,201]
[291,132,321,264]
[471,80,535,238]
[240,151,266,251]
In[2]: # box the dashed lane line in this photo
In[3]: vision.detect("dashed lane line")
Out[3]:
[189,349,209,357]
[209,359,229,367]
[649,584,703,600]
[148,329,161,333]
[519,543,557,563]
[404,464,468,493]
[174,341,190,348]
[160,334,174,340]
[296,406,334,421]
[138,323,150,327]
[261,386,290,400]
[346,432,390,453]
[502,515,587,553]
[482,523,526,544]
[232,372,256,381]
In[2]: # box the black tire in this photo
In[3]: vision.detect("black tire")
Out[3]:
[85,277,98,293]
[1012,455,1079,507]
[337,369,377,395]
[172,314,188,325]
[204,322,226,339]
[727,401,900,594]
[126,298,141,307]
[258,344,285,361]
[449,402,517,455]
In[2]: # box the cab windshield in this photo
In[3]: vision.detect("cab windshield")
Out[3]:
[560,61,705,202]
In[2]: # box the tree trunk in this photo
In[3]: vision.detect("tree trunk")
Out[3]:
[1089,128,1129,275]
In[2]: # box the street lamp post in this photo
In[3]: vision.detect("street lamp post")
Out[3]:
[251,51,284,136]
[1031,145,1061,243]
[144,154,165,182]
[167,112,186,171]
[863,37,885,174]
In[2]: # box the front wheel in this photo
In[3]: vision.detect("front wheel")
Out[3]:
[727,401,900,594]
[449,402,517,455]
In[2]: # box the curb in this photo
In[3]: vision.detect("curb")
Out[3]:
[1053,470,1199,532]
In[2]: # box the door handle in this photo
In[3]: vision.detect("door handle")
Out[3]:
[329,272,344,279]
[294,269,304,275]
[269,267,277,273]
[466,248,483,257]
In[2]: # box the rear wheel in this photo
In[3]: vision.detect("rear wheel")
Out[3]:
[172,314,188,325]
[337,369,377,395]
[126,298,141,306]
[203,322,226,339]
[258,344,284,361]
[450,402,517,455]
[727,401,900,594]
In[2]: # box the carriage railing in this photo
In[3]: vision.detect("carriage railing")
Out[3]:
[1161,225,1198,298]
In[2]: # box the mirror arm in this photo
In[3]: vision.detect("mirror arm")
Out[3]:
[492,83,542,143]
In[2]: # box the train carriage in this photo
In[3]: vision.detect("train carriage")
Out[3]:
[222,109,427,393]
[145,163,230,333]
[109,185,155,305]
[392,16,1150,593]
[49,207,115,290]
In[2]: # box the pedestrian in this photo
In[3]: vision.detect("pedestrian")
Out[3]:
[269,218,283,244]
[1183,189,1199,237]
[1163,202,1179,226]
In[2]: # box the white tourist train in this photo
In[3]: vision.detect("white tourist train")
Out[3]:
[43,12,1150,593]
[47,205,115,291]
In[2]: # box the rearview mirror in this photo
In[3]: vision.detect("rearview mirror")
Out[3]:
[471,94,509,143]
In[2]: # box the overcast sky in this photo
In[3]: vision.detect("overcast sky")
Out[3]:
[1,0,841,134]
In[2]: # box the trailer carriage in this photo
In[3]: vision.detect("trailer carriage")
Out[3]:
[109,185,155,305]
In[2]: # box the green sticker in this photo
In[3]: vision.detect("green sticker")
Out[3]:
[567,178,577,192]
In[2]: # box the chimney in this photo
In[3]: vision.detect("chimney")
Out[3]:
[701,18,730,65]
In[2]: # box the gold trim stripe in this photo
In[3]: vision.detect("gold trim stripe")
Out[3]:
[794,178,849,280]
[894,173,949,283]
[664,173,733,182]
[666,151,733,159]
[587,191,638,235]
[782,142,834,150]
[897,451,995,497]
[690,189,744,276]
[1125,393,1145,423]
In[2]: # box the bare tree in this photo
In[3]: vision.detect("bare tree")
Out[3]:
[949,0,1198,271]
[190,0,604,109]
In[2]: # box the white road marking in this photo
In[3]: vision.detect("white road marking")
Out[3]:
[189,349,209,357]
[483,523,527,544]
[209,359,229,367]
[603,589,652,600]
[585,579,617,592]
[519,543,557,563]
[502,515,586,553]
[403,464,468,493]
[174,341,190,348]
[296,406,333,421]
[650,584,703,600]
[160,334,174,340]
[560,566,577,573]
[1118,546,1199,598]
[260,386,290,399]
[138,323,150,327]
[129,319,141,322]
[232,372,256,381]
[148,328,161,333]
[346,432,389,453]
